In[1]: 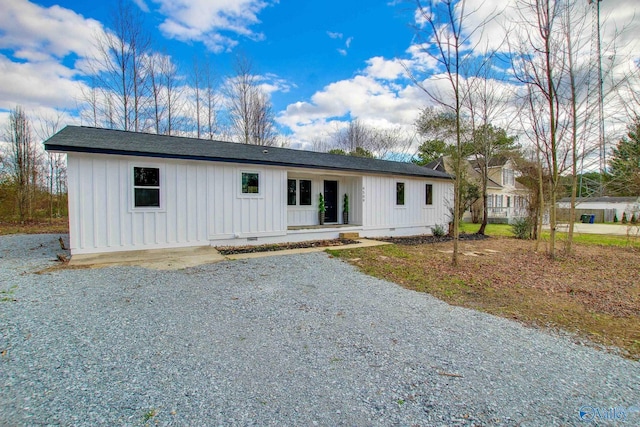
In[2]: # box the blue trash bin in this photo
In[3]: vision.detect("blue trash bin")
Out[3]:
[589,214,595,224]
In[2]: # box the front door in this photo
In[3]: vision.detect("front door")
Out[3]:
[324,180,338,223]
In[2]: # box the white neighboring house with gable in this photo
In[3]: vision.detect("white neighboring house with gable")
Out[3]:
[45,126,453,256]
[426,156,528,224]
[479,157,529,223]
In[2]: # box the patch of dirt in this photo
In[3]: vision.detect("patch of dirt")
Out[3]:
[216,238,360,255]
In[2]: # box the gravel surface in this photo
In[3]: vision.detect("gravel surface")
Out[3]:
[1,234,639,426]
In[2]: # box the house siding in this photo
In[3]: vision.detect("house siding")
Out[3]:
[68,153,287,254]
[67,153,452,255]
[361,175,450,235]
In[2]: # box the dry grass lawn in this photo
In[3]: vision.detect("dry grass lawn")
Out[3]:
[0,218,69,236]
[330,237,640,360]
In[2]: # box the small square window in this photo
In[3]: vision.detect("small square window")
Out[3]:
[425,184,433,205]
[299,180,312,205]
[396,182,405,206]
[242,172,260,194]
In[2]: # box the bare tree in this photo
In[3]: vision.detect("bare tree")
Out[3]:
[510,0,627,256]
[409,0,495,266]
[510,0,570,259]
[145,53,185,136]
[161,55,184,136]
[146,53,167,135]
[226,56,278,146]
[4,107,39,221]
[189,56,219,139]
[82,0,150,131]
[203,58,219,140]
[333,119,371,152]
[36,112,66,221]
[191,57,203,139]
[331,119,413,159]
[459,46,519,235]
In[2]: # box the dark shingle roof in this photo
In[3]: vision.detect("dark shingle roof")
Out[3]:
[425,156,504,188]
[45,126,451,180]
[424,157,447,173]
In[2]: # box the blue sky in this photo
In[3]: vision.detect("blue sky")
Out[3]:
[0,0,639,150]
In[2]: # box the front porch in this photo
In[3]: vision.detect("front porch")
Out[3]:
[285,223,364,243]
[286,171,363,229]
[287,223,361,230]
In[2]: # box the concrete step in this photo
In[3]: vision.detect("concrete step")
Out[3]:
[339,232,360,240]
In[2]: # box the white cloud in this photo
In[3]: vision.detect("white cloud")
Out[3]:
[0,0,107,116]
[150,0,276,53]
[333,36,353,56]
[327,31,343,39]
[364,57,406,80]
[249,75,291,99]
[0,0,105,61]
[0,55,87,111]
[132,0,151,13]
[277,71,434,149]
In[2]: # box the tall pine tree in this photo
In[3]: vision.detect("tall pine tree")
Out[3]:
[608,118,640,196]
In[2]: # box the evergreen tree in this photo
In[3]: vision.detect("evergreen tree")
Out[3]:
[608,118,640,196]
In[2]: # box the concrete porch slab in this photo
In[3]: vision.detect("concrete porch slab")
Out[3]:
[69,245,226,270]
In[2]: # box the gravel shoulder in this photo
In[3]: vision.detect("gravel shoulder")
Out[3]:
[1,234,639,426]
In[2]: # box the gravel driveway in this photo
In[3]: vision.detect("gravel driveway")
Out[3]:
[1,234,638,426]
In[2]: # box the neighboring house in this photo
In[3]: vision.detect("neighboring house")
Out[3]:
[45,126,453,256]
[557,196,640,222]
[426,156,529,224]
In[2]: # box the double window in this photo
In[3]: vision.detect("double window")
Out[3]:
[287,179,312,206]
[133,166,161,208]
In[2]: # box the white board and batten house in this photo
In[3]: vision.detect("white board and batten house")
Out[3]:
[45,126,453,256]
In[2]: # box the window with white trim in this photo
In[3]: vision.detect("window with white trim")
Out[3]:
[502,169,515,186]
[241,171,260,194]
[287,179,296,205]
[133,166,161,208]
[299,180,312,205]
[396,182,405,206]
[425,184,433,205]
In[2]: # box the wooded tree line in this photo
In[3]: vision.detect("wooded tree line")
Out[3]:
[0,107,67,222]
